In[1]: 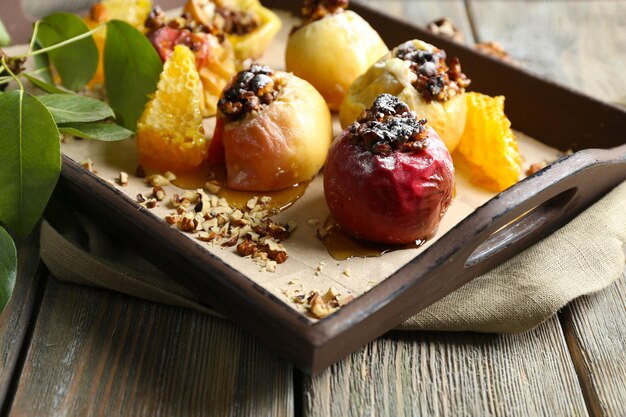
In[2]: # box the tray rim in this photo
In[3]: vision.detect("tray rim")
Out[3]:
[24,0,626,372]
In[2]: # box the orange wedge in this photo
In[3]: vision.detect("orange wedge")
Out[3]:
[136,45,208,173]
[454,92,522,192]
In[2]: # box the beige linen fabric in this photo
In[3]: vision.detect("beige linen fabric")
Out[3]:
[40,181,626,333]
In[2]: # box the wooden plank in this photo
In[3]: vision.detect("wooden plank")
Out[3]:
[562,276,626,417]
[8,279,293,417]
[467,0,626,103]
[469,1,626,415]
[357,0,476,43]
[304,319,587,417]
[0,235,45,412]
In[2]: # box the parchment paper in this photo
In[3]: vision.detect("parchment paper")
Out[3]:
[57,11,562,318]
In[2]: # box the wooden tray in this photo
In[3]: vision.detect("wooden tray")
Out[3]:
[5,0,626,373]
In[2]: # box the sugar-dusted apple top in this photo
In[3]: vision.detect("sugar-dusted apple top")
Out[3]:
[347,94,429,155]
[325,94,455,245]
[217,64,285,122]
[340,39,470,152]
[286,0,388,111]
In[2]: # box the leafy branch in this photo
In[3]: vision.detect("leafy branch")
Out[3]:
[0,11,162,314]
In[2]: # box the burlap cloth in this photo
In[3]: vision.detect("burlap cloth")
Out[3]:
[40,181,626,333]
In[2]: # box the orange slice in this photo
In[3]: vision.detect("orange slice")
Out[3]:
[136,45,208,173]
[454,92,522,192]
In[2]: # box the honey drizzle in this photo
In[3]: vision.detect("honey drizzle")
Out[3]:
[169,162,309,211]
[317,216,424,261]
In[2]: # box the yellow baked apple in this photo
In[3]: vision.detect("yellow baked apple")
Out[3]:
[340,39,471,152]
[285,0,388,111]
[209,65,332,191]
[184,0,281,60]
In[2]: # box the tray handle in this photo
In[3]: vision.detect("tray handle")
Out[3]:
[450,143,626,279]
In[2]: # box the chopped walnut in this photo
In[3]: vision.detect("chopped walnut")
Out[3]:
[146,174,170,187]
[165,214,180,225]
[152,186,166,201]
[117,171,129,186]
[179,214,200,232]
[145,198,158,209]
[475,41,516,65]
[526,161,548,176]
[306,287,354,318]
[426,17,464,43]
[81,158,95,172]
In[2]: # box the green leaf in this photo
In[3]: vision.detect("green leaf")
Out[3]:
[23,73,73,95]
[37,12,98,90]
[59,122,132,141]
[38,94,114,124]
[0,227,16,313]
[0,91,61,236]
[0,17,10,47]
[105,20,162,131]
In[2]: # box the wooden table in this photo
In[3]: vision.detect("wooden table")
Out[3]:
[1,1,626,416]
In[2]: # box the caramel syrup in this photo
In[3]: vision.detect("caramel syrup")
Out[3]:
[170,162,309,211]
[317,216,424,261]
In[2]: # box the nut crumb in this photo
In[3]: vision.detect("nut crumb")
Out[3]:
[136,194,146,203]
[475,41,516,65]
[145,198,158,209]
[117,171,129,186]
[146,174,170,187]
[204,180,221,194]
[135,165,145,178]
[266,260,277,272]
[307,218,319,226]
[153,186,166,201]
[426,17,464,43]
[343,268,351,277]
[165,214,180,225]
[81,158,95,172]
[526,161,548,176]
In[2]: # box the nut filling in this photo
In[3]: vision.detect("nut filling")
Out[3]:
[348,94,429,155]
[301,0,349,23]
[214,6,259,36]
[394,42,471,102]
[218,65,285,122]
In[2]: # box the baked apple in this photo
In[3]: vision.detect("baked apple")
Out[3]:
[340,39,471,152]
[145,7,236,117]
[210,64,332,191]
[183,0,281,60]
[285,0,388,111]
[325,94,454,245]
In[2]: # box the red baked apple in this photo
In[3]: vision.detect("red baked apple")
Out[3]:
[324,94,454,244]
